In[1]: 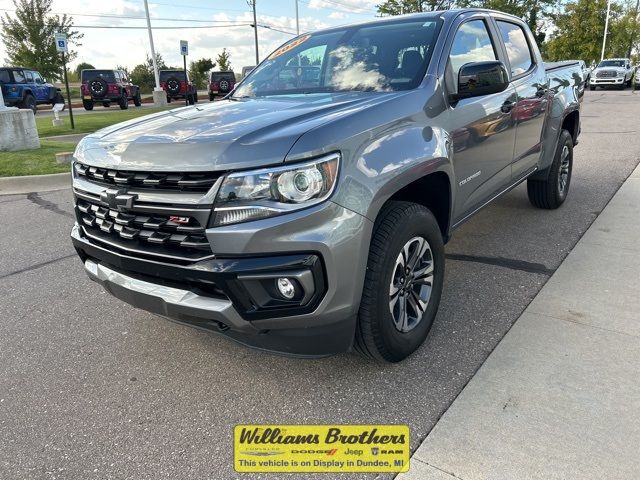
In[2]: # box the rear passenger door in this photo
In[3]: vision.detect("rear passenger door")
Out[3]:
[444,16,518,223]
[494,19,548,180]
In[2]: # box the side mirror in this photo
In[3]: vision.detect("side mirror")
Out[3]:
[451,61,509,102]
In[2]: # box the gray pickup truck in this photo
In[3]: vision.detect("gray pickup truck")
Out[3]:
[71,9,582,362]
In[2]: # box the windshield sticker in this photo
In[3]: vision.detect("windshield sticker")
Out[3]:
[269,34,312,60]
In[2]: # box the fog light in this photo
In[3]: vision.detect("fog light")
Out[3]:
[276,278,296,299]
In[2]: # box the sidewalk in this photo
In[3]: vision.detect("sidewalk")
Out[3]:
[399,164,640,480]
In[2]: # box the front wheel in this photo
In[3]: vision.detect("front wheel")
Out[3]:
[589,85,596,91]
[527,129,573,209]
[102,101,111,108]
[133,90,142,107]
[355,201,445,362]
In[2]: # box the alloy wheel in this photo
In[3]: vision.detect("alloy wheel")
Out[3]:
[389,236,435,333]
[558,145,570,193]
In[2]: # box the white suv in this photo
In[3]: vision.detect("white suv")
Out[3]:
[590,58,634,90]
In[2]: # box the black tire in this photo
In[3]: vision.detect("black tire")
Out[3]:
[133,90,142,107]
[193,92,198,103]
[166,77,181,96]
[83,100,94,111]
[187,94,195,105]
[118,91,129,110]
[167,96,172,103]
[589,85,596,91]
[527,129,573,209]
[53,92,65,105]
[102,101,111,108]
[354,201,445,362]
[209,93,215,101]
[21,93,36,114]
[89,78,107,98]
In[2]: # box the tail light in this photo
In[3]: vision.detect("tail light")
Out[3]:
[211,81,219,90]
[180,81,187,93]
[80,84,88,94]
[108,84,119,93]
[160,81,167,89]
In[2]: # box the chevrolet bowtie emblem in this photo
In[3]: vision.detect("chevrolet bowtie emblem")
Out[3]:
[100,188,137,211]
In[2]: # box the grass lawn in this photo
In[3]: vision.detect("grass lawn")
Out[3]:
[0,140,76,177]
[36,106,172,138]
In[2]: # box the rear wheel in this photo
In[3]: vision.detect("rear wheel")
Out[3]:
[355,201,445,362]
[209,93,215,101]
[118,91,129,110]
[83,100,94,111]
[22,94,36,114]
[527,129,573,209]
[187,94,195,105]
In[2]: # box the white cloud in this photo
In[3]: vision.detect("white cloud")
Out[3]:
[328,11,346,20]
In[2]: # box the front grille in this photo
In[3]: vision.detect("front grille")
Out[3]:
[74,162,220,193]
[596,70,617,78]
[75,197,213,262]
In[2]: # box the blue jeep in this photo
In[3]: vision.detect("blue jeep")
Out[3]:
[0,67,65,114]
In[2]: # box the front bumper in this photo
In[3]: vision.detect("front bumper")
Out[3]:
[71,199,372,357]
[590,77,625,85]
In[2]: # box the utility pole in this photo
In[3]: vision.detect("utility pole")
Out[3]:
[627,0,640,58]
[295,0,300,36]
[248,0,259,65]
[144,0,167,106]
[601,0,612,62]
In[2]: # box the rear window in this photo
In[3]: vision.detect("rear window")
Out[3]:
[81,70,116,82]
[160,71,186,81]
[211,72,235,82]
[0,70,10,83]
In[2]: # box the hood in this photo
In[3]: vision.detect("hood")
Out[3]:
[75,93,398,172]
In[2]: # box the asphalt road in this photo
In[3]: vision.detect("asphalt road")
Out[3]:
[1,89,639,480]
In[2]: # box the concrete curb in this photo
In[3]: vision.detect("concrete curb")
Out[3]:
[0,172,71,195]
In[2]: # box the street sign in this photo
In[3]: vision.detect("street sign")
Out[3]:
[180,40,189,56]
[54,33,68,53]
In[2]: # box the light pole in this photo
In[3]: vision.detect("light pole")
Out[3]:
[601,0,612,62]
[248,0,259,65]
[143,0,167,106]
[295,0,300,36]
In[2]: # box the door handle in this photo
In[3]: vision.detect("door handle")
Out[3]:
[501,101,515,113]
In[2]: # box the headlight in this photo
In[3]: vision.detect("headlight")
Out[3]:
[212,153,340,226]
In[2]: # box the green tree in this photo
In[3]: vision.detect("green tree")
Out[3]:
[216,48,232,71]
[130,54,168,93]
[189,57,215,88]
[74,61,95,78]
[456,0,554,45]
[377,0,454,15]
[1,0,83,81]
[545,0,635,64]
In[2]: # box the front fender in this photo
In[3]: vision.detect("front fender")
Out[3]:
[331,125,453,222]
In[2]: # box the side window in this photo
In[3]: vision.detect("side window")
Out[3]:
[24,70,34,83]
[13,70,25,83]
[497,21,534,76]
[281,45,326,89]
[33,72,43,83]
[114,71,121,82]
[449,20,497,79]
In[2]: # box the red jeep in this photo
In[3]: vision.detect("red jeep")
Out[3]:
[209,71,236,101]
[81,69,141,111]
[160,70,198,105]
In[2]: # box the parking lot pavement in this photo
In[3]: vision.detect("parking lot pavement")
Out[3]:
[1,90,639,480]
[398,163,640,480]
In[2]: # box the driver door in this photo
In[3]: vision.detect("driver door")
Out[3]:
[444,17,517,224]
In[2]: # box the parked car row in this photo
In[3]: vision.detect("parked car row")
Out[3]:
[589,58,636,90]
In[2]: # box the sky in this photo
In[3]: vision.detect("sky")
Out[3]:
[0,0,379,72]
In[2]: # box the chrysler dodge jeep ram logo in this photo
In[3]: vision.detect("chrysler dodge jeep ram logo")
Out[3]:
[100,188,137,211]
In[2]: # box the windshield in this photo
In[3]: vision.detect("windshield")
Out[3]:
[82,70,116,82]
[598,60,625,68]
[233,18,441,98]
[160,71,186,81]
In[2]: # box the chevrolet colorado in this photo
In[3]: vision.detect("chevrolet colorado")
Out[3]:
[71,9,582,362]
